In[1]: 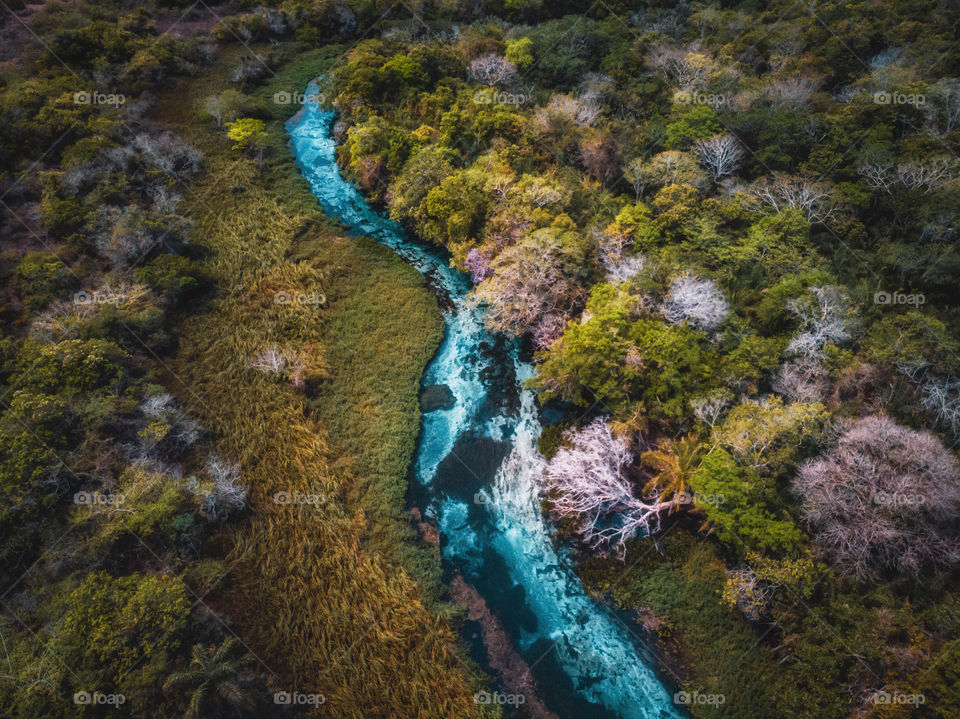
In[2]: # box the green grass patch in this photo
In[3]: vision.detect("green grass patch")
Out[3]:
[579,531,836,719]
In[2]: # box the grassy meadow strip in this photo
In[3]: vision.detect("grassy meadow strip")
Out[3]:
[153,45,489,718]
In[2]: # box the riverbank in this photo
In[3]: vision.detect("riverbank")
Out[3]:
[153,45,490,717]
[288,72,685,719]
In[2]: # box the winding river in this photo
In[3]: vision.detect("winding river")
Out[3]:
[287,81,680,719]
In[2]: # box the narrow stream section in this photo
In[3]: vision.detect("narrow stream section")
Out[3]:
[287,82,680,719]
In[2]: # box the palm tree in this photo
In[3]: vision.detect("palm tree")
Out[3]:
[163,637,253,718]
[641,435,704,510]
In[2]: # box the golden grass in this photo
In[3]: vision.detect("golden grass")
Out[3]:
[153,46,492,718]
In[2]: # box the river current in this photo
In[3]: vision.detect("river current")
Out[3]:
[287,82,679,719]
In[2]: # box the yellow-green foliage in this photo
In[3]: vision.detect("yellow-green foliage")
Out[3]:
[153,47,489,718]
[57,572,191,682]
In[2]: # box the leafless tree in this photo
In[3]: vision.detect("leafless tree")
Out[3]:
[132,132,203,180]
[662,272,730,332]
[542,93,602,127]
[89,206,159,268]
[200,456,249,521]
[919,213,960,244]
[691,391,732,429]
[919,374,960,439]
[250,346,306,387]
[786,286,853,359]
[794,415,960,581]
[647,44,713,90]
[88,205,192,268]
[230,54,270,84]
[254,6,290,36]
[859,158,957,194]
[761,75,820,108]
[896,161,957,192]
[149,186,182,215]
[925,78,960,136]
[29,300,97,342]
[869,48,902,70]
[531,313,567,350]
[483,209,532,251]
[202,93,235,128]
[140,393,201,447]
[579,133,621,186]
[623,157,650,199]
[60,131,201,203]
[857,160,896,194]
[467,54,518,87]
[595,226,645,283]
[604,253,645,284]
[772,357,828,403]
[464,248,493,283]
[749,173,841,225]
[521,176,563,207]
[473,231,584,337]
[626,151,709,194]
[540,418,677,557]
[694,134,745,180]
[723,566,774,621]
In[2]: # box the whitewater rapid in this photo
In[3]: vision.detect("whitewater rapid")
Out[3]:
[287,81,680,719]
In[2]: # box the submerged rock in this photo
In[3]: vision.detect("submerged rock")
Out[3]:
[420,384,455,412]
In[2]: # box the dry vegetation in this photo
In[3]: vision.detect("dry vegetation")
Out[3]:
[152,48,487,718]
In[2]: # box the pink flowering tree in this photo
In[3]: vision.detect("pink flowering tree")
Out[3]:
[464,248,493,283]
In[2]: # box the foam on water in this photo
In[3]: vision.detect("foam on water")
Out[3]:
[287,82,680,719]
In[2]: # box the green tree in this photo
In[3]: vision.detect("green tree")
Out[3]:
[56,572,191,678]
[225,118,267,167]
[690,448,807,556]
[664,105,724,150]
[505,36,534,69]
[712,397,827,476]
[709,209,822,285]
[415,166,491,251]
[862,311,960,375]
[534,284,713,419]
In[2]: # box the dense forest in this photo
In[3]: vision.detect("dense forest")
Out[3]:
[2,0,960,717]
